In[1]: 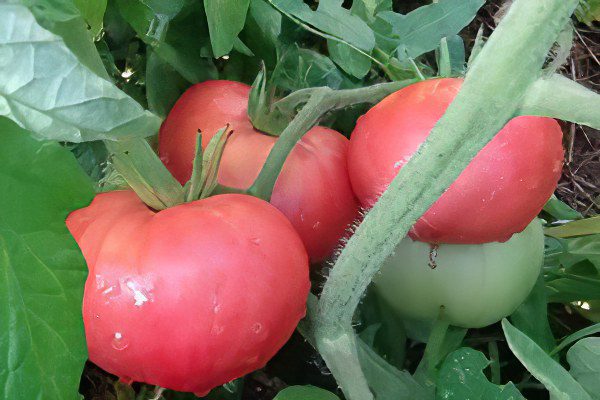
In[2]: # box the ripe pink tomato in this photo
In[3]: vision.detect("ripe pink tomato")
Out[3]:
[348,78,564,244]
[158,80,359,262]
[67,191,309,396]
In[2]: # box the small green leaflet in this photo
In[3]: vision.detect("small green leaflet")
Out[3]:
[545,217,600,238]
[272,45,358,91]
[375,0,484,59]
[436,348,525,400]
[269,0,375,52]
[0,4,161,142]
[204,0,250,57]
[274,386,339,400]
[0,117,94,400]
[72,0,108,36]
[116,0,217,83]
[576,0,600,25]
[567,337,600,399]
[502,319,592,400]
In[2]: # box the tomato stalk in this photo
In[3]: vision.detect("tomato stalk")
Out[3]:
[310,1,580,399]
[247,79,417,200]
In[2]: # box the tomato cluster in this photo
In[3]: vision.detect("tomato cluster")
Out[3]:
[67,79,563,394]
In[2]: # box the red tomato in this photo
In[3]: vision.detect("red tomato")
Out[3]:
[348,78,564,244]
[67,191,309,396]
[158,80,359,262]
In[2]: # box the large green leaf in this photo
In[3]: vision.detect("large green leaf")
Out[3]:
[502,319,592,400]
[117,0,217,83]
[18,0,109,80]
[204,0,250,57]
[374,0,484,58]
[436,348,525,400]
[0,117,94,400]
[0,4,161,142]
[274,386,339,400]
[567,337,600,399]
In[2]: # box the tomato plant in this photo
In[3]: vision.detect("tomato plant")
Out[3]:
[159,80,359,262]
[67,191,310,395]
[374,219,544,328]
[348,78,564,244]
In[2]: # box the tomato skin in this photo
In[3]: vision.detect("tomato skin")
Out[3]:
[348,78,564,244]
[159,80,359,262]
[373,219,544,328]
[67,191,310,395]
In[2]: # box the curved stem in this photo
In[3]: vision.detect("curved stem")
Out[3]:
[313,1,579,399]
[248,89,331,200]
[518,74,600,130]
[248,80,416,200]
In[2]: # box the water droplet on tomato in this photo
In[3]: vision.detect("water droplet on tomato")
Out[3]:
[250,238,261,246]
[312,221,321,230]
[251,323,263,333]
[213,304,221,314]
[112,332,129,351]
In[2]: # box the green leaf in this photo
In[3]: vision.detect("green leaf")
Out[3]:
[69,140,109,186]
[145,49,189,118]
[543,196,583,221]
[510,273,556,353]
[502,319,592,400]
[19,0,110,80]
[72,0,107,36]
[240,0,283,67]
[357,339,432,400]
[204,0,250,57]
[374,0,484,58]
[436,348,525,400]
[104,138,184,210]
[567,337,600,399]
[0,4,161,142]
[576,0,600,25]
[269,0,375,52]
[328,40,372,78]
[0,117,94,400]
[274,386,339,400]
[546,217,600,238]
[552,323,600,355]
[272,45,357,91]
[351,0,392,21]
[414,318,467,385]
[117,0,217,83]
[545,235,600,270]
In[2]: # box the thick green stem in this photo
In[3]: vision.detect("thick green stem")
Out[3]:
[312,1,579,399]
[248,80,416,200]
[248,89,330,200]
[518,74,600,130]
[105,138,184,210]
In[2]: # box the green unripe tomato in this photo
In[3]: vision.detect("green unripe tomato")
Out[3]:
[373,219,544,328]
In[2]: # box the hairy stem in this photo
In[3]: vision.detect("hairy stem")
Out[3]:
[518,74,600,130]
[249,80,416,200]
[312,1,580,399]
